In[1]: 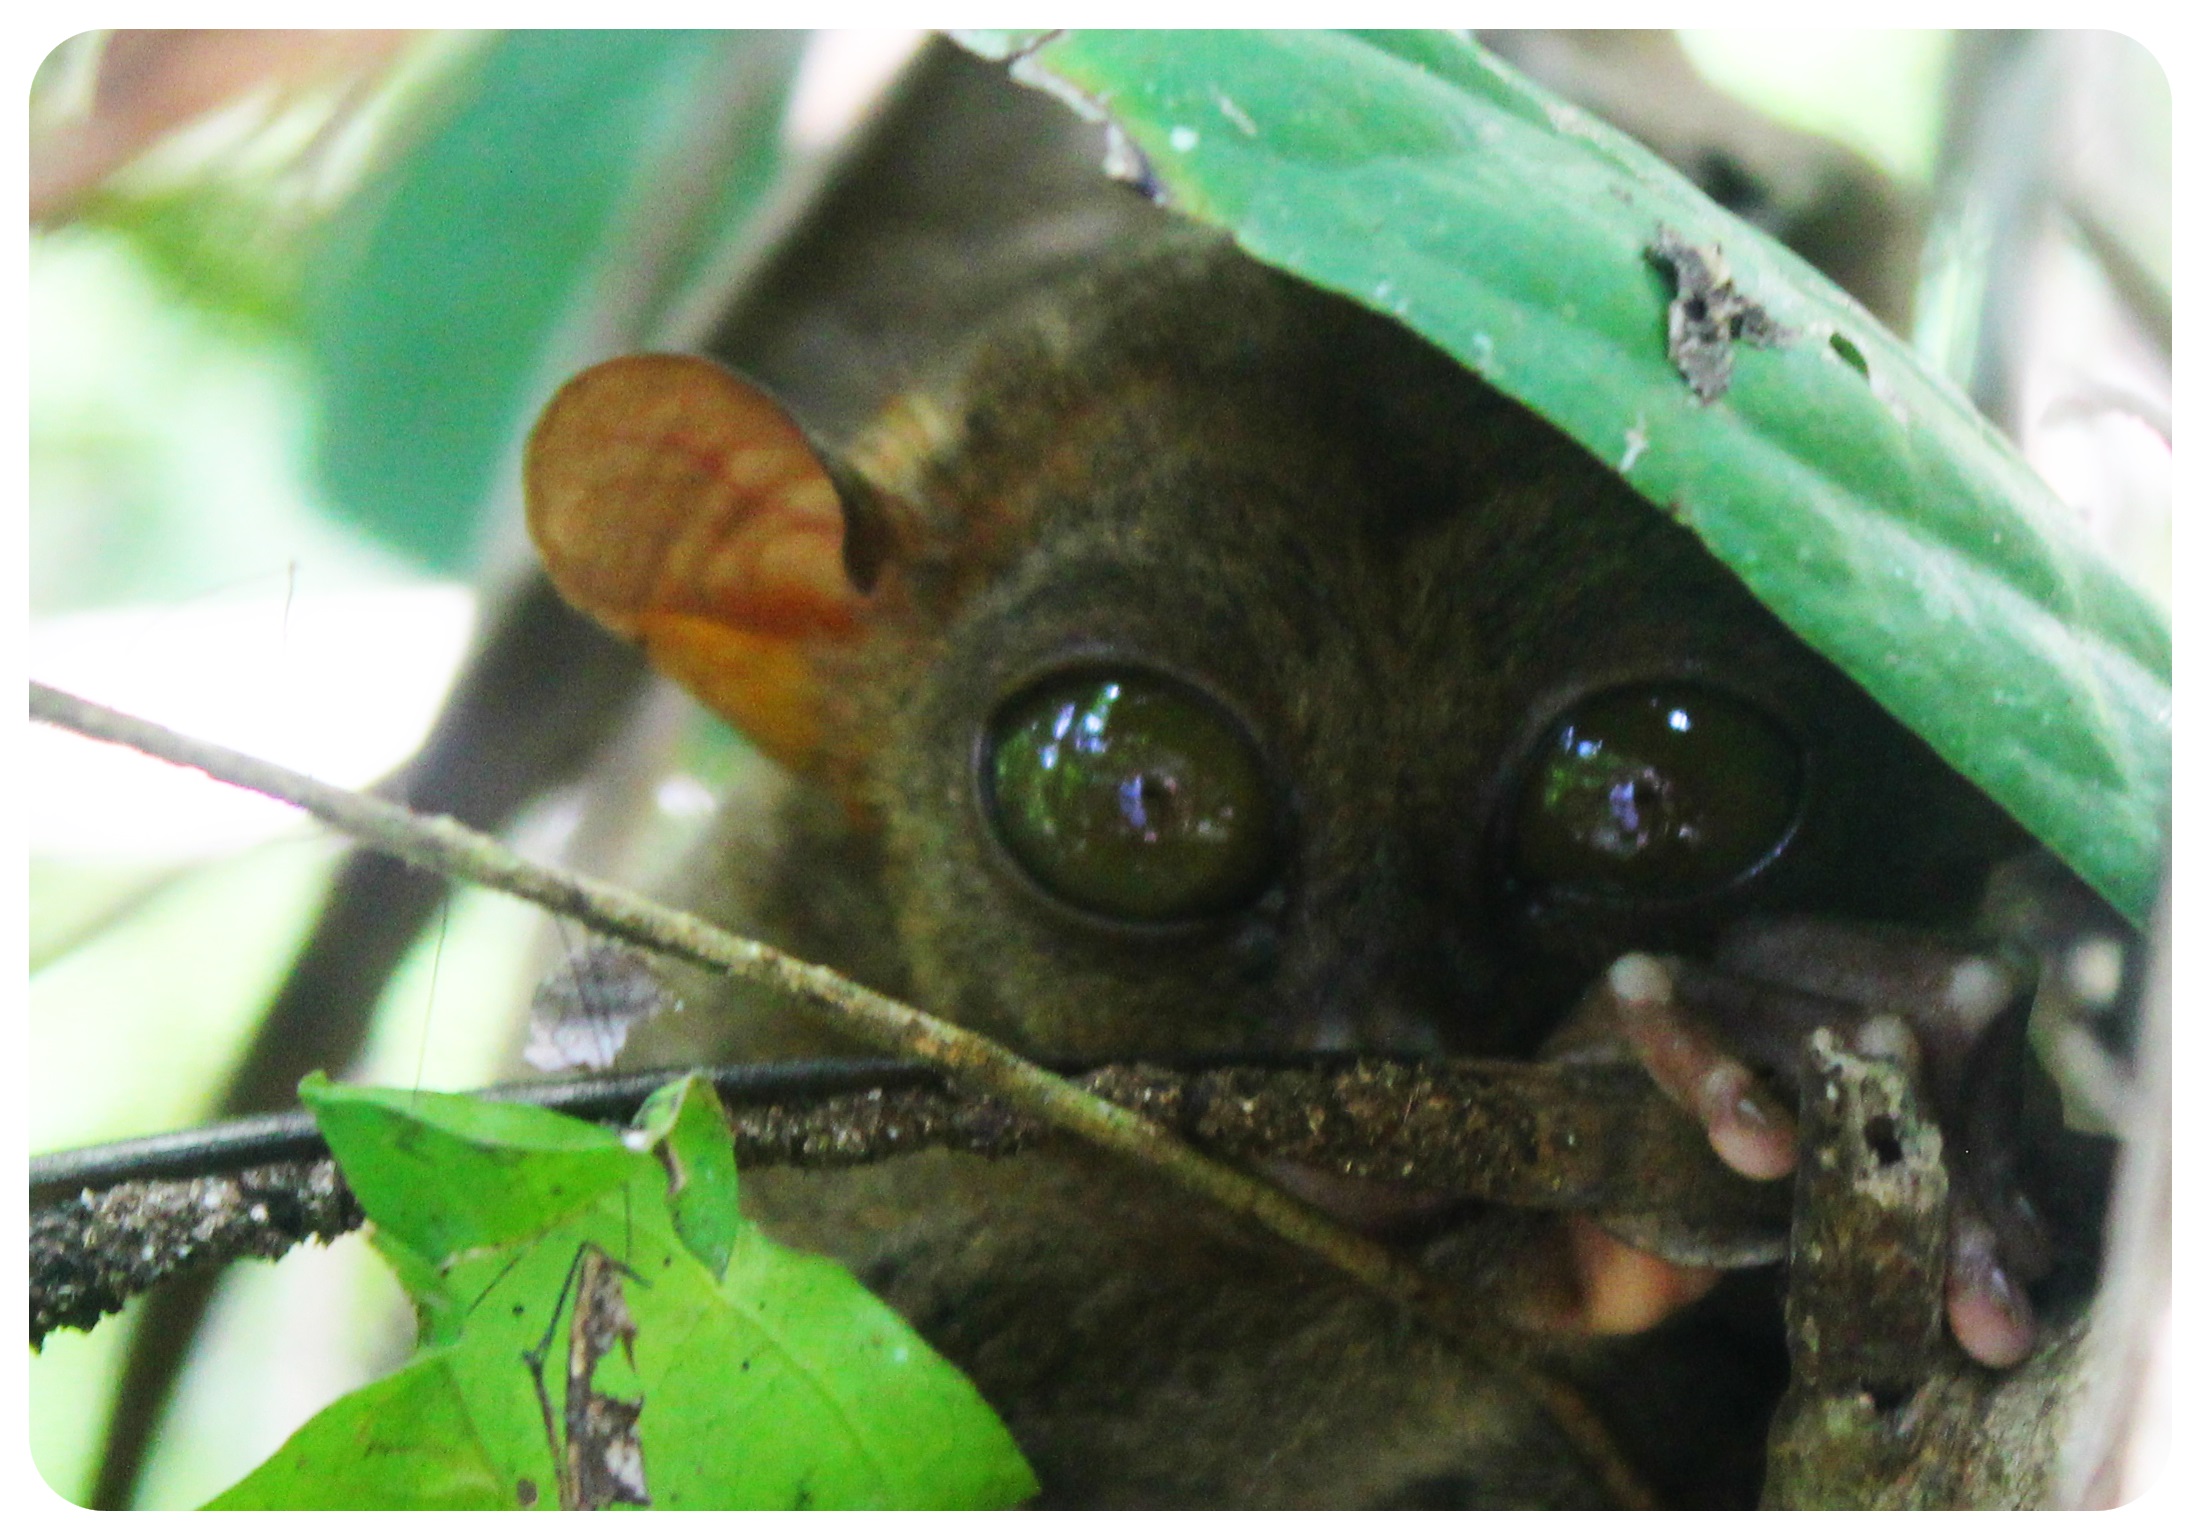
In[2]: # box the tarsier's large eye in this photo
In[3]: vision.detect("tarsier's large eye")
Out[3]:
[984,670,1279,923]
[1512,684,1802,898]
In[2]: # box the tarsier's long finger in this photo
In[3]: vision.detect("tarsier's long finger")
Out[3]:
[1601,955,1799,1182]
[1946,1191,2038,1368]
[1550,945,2056,1368]
[1944,995,2058,1282]
[1538,960,1785,1341]
[1716,927,2052,1223]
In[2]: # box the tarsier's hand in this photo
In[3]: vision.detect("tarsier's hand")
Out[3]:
[1548,915,2061,1368]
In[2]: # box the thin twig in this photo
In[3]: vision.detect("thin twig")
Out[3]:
[30,680,1656,1506]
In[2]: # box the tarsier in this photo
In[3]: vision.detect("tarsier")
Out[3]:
[525,228,2112,1506]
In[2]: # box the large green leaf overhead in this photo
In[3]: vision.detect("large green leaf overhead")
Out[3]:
[967,30,2168,923]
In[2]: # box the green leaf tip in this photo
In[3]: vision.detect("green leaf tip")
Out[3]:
[636,1075,744,1277]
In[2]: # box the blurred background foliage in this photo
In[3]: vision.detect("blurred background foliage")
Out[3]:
[25,29,2170,1508]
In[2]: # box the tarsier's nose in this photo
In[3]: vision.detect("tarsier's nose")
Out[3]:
[1293,1001,1446,1056]
[1277,840,1470,1057]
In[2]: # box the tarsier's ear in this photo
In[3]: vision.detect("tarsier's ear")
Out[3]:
[525,354,896,771]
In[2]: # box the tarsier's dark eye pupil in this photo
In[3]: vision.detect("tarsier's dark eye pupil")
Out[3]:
[986,671,1277,922]
[1514,685,1802,897]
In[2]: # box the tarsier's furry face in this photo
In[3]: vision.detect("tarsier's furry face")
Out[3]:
[527,232,2046,1506]
[806,241,2027,1064]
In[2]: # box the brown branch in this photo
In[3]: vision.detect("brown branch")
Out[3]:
[34,1163,362,1348]
[29,680,1662,1506]
[33,1057,1787,1346]
[34,1056,1779,1222]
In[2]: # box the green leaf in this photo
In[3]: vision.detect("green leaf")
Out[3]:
[205,1355,510,1510]
[995,30,2169,923]
[303,1073,634,1261]
[217,1076,1036,1509]
[303,30,801,572]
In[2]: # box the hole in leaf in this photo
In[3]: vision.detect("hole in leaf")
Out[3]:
[1830,332,1870,380]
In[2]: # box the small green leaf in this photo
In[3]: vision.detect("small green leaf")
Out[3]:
[223,1075,1036,1509]
[369,1229,467,1349]
[996,30,2169,923]
[301,1074,633,1262]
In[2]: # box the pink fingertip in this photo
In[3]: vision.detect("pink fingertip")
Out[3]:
[1698,1065,1797,1180]
[1947,1262,2036,1368]
[1708,1117,1798,1182]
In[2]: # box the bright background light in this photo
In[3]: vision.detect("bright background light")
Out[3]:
[30,584,476,857]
